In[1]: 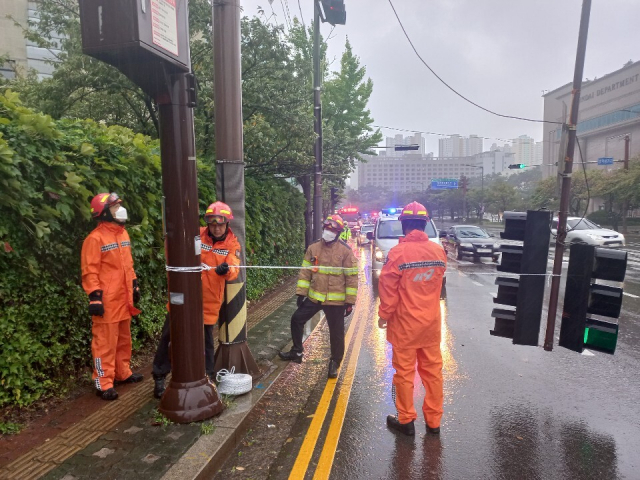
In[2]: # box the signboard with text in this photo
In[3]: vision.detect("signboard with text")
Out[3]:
[431,179,459,190]
[597,157,614,166]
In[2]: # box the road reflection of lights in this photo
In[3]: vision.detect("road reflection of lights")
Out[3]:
[440,299,458,379]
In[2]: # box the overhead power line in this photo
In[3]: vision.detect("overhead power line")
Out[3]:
[386,0,563,125]
[372,124,512,144]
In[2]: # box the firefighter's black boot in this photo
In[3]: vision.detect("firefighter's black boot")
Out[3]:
[278,350,303,364]
[96,387,119,401]
[386,415,415,436]
[153,375,166,399]
[115,372,144,385]
[427,426,440,435]
[327,359,339,379]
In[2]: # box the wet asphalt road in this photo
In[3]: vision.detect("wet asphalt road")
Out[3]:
[215,238,640,479]
[329,240,640,479]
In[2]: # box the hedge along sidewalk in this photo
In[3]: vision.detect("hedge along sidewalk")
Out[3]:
[0,277,298,480]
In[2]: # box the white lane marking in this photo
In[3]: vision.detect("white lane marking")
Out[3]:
[472,281,483,287]
[623,292,640,299]
[581,349,595,356]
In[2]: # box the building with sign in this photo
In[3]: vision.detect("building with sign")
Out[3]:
[542,60,640,179]
[0,1,60,79]
[356,150,515,193]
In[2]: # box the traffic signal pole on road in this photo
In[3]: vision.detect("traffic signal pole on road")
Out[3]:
[544,0,592,351]
[78,0,222,422]
[212,0,260,377]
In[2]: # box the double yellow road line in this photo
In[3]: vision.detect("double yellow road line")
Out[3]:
[288,308,367,480]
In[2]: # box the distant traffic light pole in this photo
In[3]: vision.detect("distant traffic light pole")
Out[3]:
[544,0,592,352]
[313,0,346,240]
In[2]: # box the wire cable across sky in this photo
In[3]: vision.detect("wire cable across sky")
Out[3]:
[386,0,563,125]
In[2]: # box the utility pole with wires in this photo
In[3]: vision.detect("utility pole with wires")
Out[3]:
[544,0,592,352]
[312,0,346,240]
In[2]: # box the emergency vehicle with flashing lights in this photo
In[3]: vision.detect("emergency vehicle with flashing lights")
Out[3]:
[338,206,361,235]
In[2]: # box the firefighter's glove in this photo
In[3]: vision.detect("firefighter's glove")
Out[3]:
[89,290,104,317]
[344,304,353,317]
[215,262,230,276]
[296,295,306,308]
[133,279,141,304]
[378,317,387,329]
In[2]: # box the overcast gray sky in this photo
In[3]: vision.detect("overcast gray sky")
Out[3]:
[238,0,639,155]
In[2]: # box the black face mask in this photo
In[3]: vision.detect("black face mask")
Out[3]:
[209,224,229,242]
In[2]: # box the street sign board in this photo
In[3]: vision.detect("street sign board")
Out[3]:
[598,157,614,165]
[431,179,458,190]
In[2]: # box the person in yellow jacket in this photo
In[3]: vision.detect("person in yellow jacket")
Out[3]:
[340,225,351,242]
[81,193,143,401]
[279,215,358,378]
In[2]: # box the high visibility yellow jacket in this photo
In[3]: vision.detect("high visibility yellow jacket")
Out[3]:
[296,239,358,305]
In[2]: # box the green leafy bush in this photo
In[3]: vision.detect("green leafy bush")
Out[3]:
[0,90,304,407]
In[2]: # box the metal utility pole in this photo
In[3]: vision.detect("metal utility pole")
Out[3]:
[622,134,630,234]
[544,0,592,351]
[78,0,222,423]
[312,0,324,240]
[212,0,260,376]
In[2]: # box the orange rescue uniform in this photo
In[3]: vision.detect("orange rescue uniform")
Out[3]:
[378,229,447,428]
[81,222,140,391]
[200,226,241,325]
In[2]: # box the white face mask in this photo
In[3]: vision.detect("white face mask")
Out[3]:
[114,206,128,223]
[322,229,337,242]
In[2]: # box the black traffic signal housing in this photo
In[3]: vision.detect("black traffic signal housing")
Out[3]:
[491,210,551,345]
[508,164,527,169]
[320,0,346,26]
[559,245,627,354]
[330,187,339,211]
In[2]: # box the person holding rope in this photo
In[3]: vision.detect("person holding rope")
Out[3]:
[81,192,143,401]
[378,201,447,436]
[152,201,241,398]
[279,214,359,379]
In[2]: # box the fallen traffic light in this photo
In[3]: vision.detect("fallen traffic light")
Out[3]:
[491,210,552,345]
[320,0,346,26]
[508,164,527,169]
[559,245,627,354]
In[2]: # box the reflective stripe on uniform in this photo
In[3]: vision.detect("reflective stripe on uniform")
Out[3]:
[318,266,343,275]
[345,287,357,296]
[344,267,358,275]
[326,292,346,301]
[308,289,327,302]
[398,260,446,271]
[302,260,312,267]
[297,279,310,289]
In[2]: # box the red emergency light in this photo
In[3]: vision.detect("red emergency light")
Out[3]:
[340,207,358,213]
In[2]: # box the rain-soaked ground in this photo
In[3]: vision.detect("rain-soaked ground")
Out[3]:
[215,238,640,479]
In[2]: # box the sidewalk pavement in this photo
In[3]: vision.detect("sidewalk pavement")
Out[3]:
[0,277,309,480]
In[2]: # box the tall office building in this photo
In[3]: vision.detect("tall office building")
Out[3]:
[511,135,536,166]
[439,134,484,157]
[1,1,60,79]
[542,60,640,179]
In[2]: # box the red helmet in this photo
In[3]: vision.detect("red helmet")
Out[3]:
[399,201,429,221]
[90,192,121,219]
[323,214,345,233]
[205,201,234,224]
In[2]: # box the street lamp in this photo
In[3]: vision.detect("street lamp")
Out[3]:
[463,164,484,223]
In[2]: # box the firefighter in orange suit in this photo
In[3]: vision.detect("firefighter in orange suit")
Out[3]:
[152,201,241,398]
[81,193,143,401]
[378,201,447,436]
[279,214,358,379]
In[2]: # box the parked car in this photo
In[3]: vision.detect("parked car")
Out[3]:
[368,213,446,298]
[357,224,374,246]
[441,225,500,262]
[552,217,625,247]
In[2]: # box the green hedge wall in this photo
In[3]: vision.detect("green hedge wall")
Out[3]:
[0,90,304,407]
